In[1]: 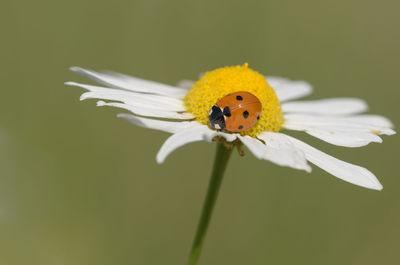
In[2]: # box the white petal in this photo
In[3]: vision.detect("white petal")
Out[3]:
[156,124,236,163]
[301,128,382,147]
[285,113,394,129]
[176,79,195,90]
[119,113,237,142]
[203,130,237,143]
[283,114,395,147]
[116,117,237,163]
[285,135,383,190]
[66,81,187,112]
[117,114,198,134]
[282,98,368,115]
[237,134,311,172]
[97,101,193,120]
[70,66,188,98]
[266,76,313,102]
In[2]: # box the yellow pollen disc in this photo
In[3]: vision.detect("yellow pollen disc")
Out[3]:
[184,63,283,137]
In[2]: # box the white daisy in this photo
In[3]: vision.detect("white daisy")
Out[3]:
[66,63,395,190]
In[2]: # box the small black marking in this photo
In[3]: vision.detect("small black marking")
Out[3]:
[257,115,260,120]
[223,106,231,117]
[243,110,249,119]
[236,95,243,101]
[238,125,244,130]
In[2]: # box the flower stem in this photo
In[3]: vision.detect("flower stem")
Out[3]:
[186,142,233,265]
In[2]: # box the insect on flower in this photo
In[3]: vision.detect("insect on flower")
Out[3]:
[208,91,262,132]
[66,63,395,190]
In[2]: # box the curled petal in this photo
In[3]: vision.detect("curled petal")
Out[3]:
[66,82,187,111]
[238,133,311,172]
[69,66,188,98]
[97,101,194,120]
[156,124,236,163]
[282,98,368,115]
[284,114,395,147]
[117,114,197,134]
[284,113,394,129]
[266,76,313,102]
[285,135,383,190]
[302,128,382,148]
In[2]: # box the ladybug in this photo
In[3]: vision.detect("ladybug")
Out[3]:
[208,91,262,132]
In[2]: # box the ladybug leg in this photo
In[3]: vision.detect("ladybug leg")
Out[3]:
[236,141,245,156]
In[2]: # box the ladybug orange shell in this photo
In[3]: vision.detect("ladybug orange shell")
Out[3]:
[208,92,262,132]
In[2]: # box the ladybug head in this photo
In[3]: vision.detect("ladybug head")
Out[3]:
[208,105,226,130]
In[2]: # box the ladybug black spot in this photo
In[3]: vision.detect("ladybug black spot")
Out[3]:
[238,125,243,130]
[243,110,249,119]
[236,95,243,101]
[223,106,231,117]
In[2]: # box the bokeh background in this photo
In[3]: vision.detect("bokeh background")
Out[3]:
[0,0,399,264]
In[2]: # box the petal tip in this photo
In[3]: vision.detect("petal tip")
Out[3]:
[369,181,383,191]
[69,66,83,72]
[155,153,165,164]
[386,129,396,136]
[79,93,90,101]
[96,100,106,106]
[64,81,75,86]
[304,164,312,173]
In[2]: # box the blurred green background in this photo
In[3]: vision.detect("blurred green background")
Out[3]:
[0,0,399,264]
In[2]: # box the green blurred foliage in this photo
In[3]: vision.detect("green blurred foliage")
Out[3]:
[0,0,399,264]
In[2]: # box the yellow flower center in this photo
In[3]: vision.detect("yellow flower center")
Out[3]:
[184,63,283,137]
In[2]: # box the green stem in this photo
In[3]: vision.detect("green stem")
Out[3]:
[186,142,233,265]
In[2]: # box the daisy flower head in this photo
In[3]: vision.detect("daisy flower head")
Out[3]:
[66,63,395,190]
